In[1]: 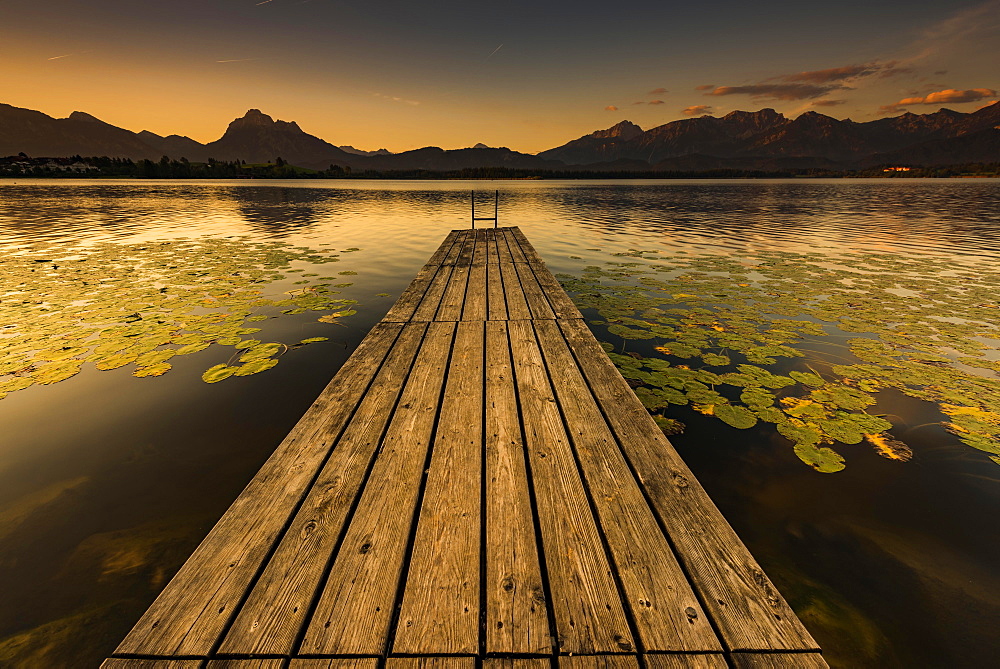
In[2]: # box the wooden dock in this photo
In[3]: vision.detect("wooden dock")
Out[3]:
[104,227,826,669]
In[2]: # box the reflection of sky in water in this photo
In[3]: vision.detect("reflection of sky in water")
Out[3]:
[0,179,998,668]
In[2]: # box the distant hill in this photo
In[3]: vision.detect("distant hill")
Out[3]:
[1,101,997,171]
[542,104,1000,167]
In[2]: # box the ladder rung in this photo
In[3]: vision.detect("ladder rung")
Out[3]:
[473,217,497,221]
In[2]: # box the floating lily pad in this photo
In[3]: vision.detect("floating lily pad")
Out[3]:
[133,363,172,378]
[202,364,237,383]
[234,357,280,376]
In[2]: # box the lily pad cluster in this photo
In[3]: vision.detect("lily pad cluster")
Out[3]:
[560,249,1000,472]
[0,238,361,397]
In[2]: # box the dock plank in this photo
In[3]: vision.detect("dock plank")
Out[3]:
[486,262,508,321]
[558,318,820,652]
[101,662,202,669]
[729,653,829,668]
[464,263,488,321]
[290,661,379,669]
[643,655,728,669]
[442,230,470,265]
[383,263,440,323]
[427,230,461,265]
[112,323,404,657]
[558,656,638,669]
[484,660,550,669]
[485,228,502,264]
[500,262,531,320]
[514,262,556,319]
[295,322,452,655]
[508,320,633,654]
[392,321,484,654]
[509,227,545,266]
[484,321,551,655]
[472,228,489,264]
[502,228,528,263]
[524,263,583,320]
[534,320,721,653]
[494,228,514,264]
[386,659,475,669]
[412,263,454,322]
[221,322,442,655]
[436,264,471,321]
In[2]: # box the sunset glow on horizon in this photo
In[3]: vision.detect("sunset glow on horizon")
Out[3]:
[3,0,998,153]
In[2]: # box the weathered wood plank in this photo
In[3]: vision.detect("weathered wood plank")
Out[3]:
[293,322,452,655]
[464,263,488,321]
[643,654,728,669]
[500,262,531,321]
[557,656,638,669]
[502,228,528,263]
[484,321,551,655]
[289,661,379,669]
[206,661,284,669]
[383,262,442,323]
[386,659,475,669]
[484,660,550,669]
[412,264,455,322]
[524,263,583,320]
[427,229,461,265]
[436,264,471,321]
[472,228,489,265]
[221,322,441,655]
[442,230,471,265]
[494,227,514,264]
[485,228,502,264]
[513,262,556,320]
[112,323,404,657]
[534,320,721,652]
[558,319,820,652]
[101,661,202,669]
[486,261,508,321]
[509,227,546,266]
[507,320,633,654]
[729,653,829,668]
[456,229,477,266]
[392,321,484,654]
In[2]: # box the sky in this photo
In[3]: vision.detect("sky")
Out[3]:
[2,0,998,153]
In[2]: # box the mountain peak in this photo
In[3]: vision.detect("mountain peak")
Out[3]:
[68,111,105,124]
[225,109,303,134]
[592,120,643,140]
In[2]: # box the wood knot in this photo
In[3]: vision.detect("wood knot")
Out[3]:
[671,470,689,489]
[359,542,372,554]
[685,606,698,622]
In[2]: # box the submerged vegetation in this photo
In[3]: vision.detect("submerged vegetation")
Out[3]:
[0,238,360,398]
[560,249,1000,472]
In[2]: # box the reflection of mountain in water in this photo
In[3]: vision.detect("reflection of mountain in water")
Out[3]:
[228,187,337,235]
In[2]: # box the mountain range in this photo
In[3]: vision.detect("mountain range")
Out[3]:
[2,102,997,172]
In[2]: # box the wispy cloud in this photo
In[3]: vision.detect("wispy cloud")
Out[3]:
[604,105,619,111]
[695,84,714,91]
[878,87,998,114]
[374,92,420,106]
[682,105,713,116]
[647,87,668,95]
[705,83,843,101]
[46,51,90,61]
[811,99,846,107]
[216,58,259,63]
[648,99,664,105]
[777,61,909,84]
[487,44,503,58]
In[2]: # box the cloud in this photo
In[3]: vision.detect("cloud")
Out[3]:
[647,88,668,95]
[879,87,998,113]
[811,99,846,107]
[695,84,714,91]
[374,92,420,106]
[648,99,664,105]
[216,58,259,63]
[682,105,714,116]
[776,60,910,84]
[705,83,843,101]
[631,101,646,105]
[604,105,619,111]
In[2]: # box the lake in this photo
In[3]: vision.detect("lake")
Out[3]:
[0,178,998,668]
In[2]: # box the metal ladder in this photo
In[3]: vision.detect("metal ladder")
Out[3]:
[471,190,498,228]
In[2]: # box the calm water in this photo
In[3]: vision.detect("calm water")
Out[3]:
[0,179,998,668]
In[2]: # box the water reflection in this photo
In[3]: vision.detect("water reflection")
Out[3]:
[0,179,998,668]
